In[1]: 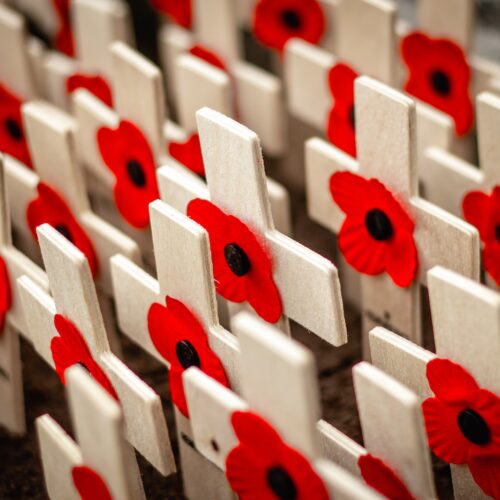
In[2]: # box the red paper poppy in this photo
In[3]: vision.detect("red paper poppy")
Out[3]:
[168,133,205,176]
[97,120,159,229]
[187,199,282,323]
[52,0,75,57]
[253,0,325,53]
[401,32,473,136]
[226,411,329,500]
[326,63,358,158]
[0,257,12,334]
[358,454,415,500]
[462,186,500,286]
[51,314,118,400]
[150,0,192,29]
[189,45,228,72]
[147,296,229,417]
[422,358,500,498]
[0,83,32,168]
[329,171,418,287]
[27,183,98,277]
[66,73,113,108]
[72,466,112,500]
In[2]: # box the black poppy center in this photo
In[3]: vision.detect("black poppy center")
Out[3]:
[281,9,302,31]
[266,466,297,500]
[223,243,251,277]
[5,118,23,141]
[365,209,394,241]
[457,409,491,445]
[55,223,73,243]
[175,340,201,369]
[430,70,451,96]
[349,105,356,129]
[496,224,500,242]
[126,159,147,187]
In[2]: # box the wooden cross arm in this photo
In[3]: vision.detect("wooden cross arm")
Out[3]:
[17,274,58,366]
[4,156,38,239]
[428,266,500,392]
[305,136,358,233]
[412,198,480,284]
[157,164,292,235]
[353,362,436,499]
[422,147,483,217]
[0,3,37,99]
[369,327,435,399]
[315,459,385,500]
[2,246,48,336]
[176,54,232,133]
[231,60,287,157]
[316,419,365,477]
[110,254,164,364]
[284,39,335,129]
[37,225,110,355]
[36,415,83,500]
[95,354,176,477]
[111,41,166,156]
[80,211,141,293]
[65,366,146,500]
[183,367,248,471]
[72,88,118,187]
[233,311,323,457]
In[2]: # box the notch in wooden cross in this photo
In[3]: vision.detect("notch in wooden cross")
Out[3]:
[42,0,134,110]
[0,155,49,435]
[158,2,287,158]
[422,92,500,288]
[160,107,347,345]
[305,76,479,345]
[111,198,241,498]
[17,223,175,475]
[370,265,500,498]
[37,365,145,500]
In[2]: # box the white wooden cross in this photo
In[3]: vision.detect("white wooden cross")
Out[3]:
[42,0,134,110]
[159,107,347,345]
[370,265,500,498]
[184,309,435,499]
[405,0,500,104]
[0,155,49,435]
[17,223,175,476]
[37,365,145,500]
[284,33,460,169]
[182,315,382,499]
[5,99,141,352]
[0,3,40,100]
[72,39,293,263]
[158,8,287,157]
[305,76,479,345]
[110,199,241,499]
[422,92,500,215]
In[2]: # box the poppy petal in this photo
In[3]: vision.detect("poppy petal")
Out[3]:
[426,358,480,405]
[468,456,500,499]
[168,133,205,176]
[462,190,491,240]
[358,454,415,500]
[66,73,113,108]
[422,396,471,464]
[71,466,112,500]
